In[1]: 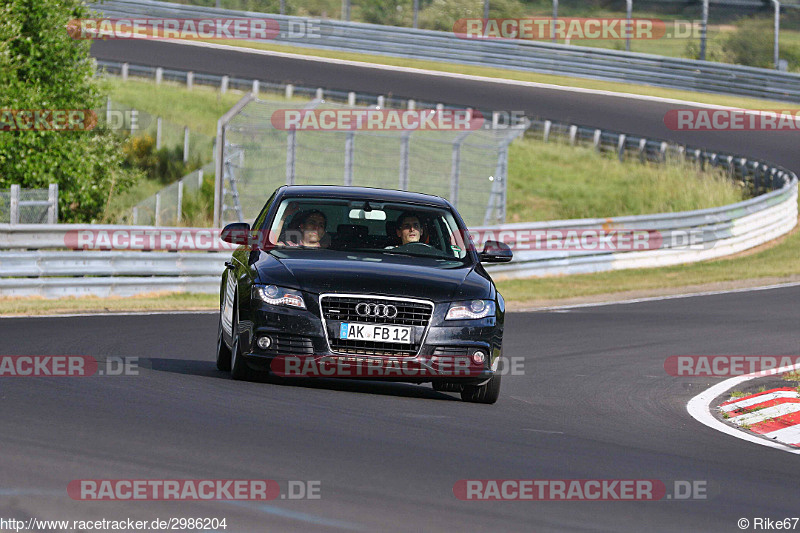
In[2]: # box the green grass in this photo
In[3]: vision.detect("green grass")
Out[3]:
[496,201,799,304]
[506,138,745,222]
[103,77,247,135]
[0,293,218,316]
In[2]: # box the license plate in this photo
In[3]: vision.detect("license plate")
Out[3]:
[339,323,412,344]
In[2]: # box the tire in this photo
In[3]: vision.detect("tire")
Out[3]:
[460,373,501,404]
[215,314,232,371]
[229,301,256,381]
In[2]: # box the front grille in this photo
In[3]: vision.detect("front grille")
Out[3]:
[321,296,432,327]
[321,295,434,356]
[268,334,314,355]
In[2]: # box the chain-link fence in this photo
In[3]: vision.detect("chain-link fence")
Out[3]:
[0,185,58,224]
[100,98,214,164]
[216,96,527,227]
[128,162,216,226]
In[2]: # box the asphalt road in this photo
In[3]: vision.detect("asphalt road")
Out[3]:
[91,39,800,172]
[1,287,799,532]
[0,37,790,532]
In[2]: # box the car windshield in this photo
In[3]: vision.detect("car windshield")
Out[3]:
[265,198,471,264]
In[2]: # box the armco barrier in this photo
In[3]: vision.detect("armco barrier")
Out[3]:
[91,0,800,102]
[0,172,795,296]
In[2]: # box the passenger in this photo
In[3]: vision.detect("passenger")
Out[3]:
[279,206,329,248]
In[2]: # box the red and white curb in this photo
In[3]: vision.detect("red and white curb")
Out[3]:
[687,362,800,454]
[719,387,800,447]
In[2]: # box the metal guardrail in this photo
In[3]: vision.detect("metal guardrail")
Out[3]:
[92,0,800,102]
[0,167,796,296]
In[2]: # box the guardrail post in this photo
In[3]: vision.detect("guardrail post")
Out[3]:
[285,129,296,186]
[47,184,58,224]
[106,96,111,126]
[377,95,385,108]
[9,184,19,225]
[198,169,204,188]
[220,76,229,95]
[155,67,163,85]
[344,131,354,186]
[121,62,129,81]
[155,192,161,227]
[347,92,356,106]
[177,180,184,225]
[183,127,190,163]
[568,125,577,145]
[617,134,626,161]
[132,206,138,225]
[660,142,668,162]
[407,99,415,110]
[593,129,601,150]
[543,120,552,142]
[186,71,194,90]
[252,79,260,96]
[285,84,294,99]
[316,88,323,100]
[156,117,163,149]
[638,138,647,162]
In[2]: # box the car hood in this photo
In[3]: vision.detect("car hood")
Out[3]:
[255,250,490,302]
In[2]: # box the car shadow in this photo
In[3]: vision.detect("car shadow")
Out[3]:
[144,358,461,401]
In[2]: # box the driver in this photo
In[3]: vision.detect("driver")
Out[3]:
[395,212,424,245]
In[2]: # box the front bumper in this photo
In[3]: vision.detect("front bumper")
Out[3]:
[240,300,501,384]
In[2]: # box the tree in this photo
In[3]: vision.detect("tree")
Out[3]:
[0,0,139,222]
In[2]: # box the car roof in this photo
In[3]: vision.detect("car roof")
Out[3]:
[276,185,452,208]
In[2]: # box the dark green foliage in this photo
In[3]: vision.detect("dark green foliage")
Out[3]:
[0,0,139,222]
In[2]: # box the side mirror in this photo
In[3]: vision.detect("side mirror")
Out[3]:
[220,222,252,246]
[479,240,513,263]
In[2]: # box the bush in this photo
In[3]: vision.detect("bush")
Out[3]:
[0,0,140,223]
[121,135,203,184]
[721,17,775,69]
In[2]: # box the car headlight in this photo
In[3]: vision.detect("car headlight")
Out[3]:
[253,284,306,309]
[445,300,495,320]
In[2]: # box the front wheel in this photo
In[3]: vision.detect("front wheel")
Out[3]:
[215,315,232,371]
[461,373,501,404]
[229,303,256,381]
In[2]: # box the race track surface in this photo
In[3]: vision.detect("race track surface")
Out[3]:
[1,287,799,532]
[91,39,800,172]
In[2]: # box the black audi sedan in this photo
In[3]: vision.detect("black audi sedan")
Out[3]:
[215,185,512,404]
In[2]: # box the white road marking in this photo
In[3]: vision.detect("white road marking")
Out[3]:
[517,281,800,312]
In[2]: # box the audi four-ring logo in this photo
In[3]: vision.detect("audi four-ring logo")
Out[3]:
[356,303,398,318]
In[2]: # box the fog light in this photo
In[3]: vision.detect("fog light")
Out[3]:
[472,350,487,365]
[257,336,272,350]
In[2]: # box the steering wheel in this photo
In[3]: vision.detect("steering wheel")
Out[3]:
[398,242,435,250]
